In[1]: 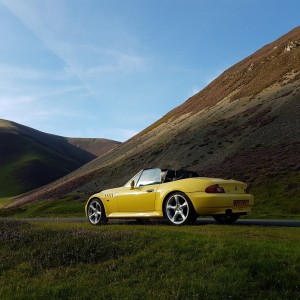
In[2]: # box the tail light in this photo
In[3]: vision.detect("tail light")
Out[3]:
[205,184,225,193]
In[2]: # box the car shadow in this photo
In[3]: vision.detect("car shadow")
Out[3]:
[106,218,300,227]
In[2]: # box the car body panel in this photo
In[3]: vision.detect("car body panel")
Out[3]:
[117,184,159,212]
[106,211,163,218]
[186,192,254,215]
[85,169,254,220]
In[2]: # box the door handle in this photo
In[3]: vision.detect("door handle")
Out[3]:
[146,189,154,193]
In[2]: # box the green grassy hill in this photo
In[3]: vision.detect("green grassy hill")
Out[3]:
[0,120,120,198]
[0,131,86,197]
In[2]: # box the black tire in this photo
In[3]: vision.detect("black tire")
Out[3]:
[87,199,108,225]
[212,214,240,224]
[164,192,197,226]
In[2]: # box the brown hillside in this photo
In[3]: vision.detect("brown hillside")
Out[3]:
[137,26,300,137]
[67,138,121,157]
[8,27,300,210]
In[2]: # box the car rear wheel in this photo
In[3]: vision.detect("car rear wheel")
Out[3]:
[212,214,240,224]
[164,192,197,225]
[87,199,108,225]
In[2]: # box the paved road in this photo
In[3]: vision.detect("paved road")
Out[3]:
[6,217,300,227]
[200,218,300,227]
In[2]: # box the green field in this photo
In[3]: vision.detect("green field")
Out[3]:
[0,219,299,299]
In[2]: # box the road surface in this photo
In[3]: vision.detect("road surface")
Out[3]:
[4,217,300,227]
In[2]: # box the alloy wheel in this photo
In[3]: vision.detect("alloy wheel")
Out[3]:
[165,193,190,225]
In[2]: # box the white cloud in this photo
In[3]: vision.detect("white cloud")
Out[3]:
[0,95,37,109]
[206,68,226,85]
[0,97,95,128]
[188,85,202,97]
[0,0,149,82]
[86,52,148,75]
[0,64,46,80]
[187,67,229,98]
[101,128,138,142]
[0,0,153,141]
[118,129,138,141]
[0,64,87,128]
[0,64,83,99]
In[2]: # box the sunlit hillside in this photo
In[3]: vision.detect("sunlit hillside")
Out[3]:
[5,27,300,217]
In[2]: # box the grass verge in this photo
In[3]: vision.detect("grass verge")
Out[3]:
[248,172,300,219]
[0,220,299,299]
[0,197,14,209]
[0,195,85,218]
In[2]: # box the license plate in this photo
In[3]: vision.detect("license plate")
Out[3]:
[233,200,249,208]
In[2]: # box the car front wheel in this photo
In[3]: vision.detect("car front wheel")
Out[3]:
[164,192,197,225]
[87,199,108,225]
[212,214,240,224]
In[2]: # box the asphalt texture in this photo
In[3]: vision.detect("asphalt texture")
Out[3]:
[5,217,300,227]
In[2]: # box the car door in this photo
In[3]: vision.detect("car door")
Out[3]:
[117,168,161,212]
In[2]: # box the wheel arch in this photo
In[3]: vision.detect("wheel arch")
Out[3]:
[161,190,196,218]
[85,196,105,217]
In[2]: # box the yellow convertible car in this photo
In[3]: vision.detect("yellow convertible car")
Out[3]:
[85,168,254,226]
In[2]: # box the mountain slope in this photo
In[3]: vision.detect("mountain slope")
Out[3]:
[0,120,120,197]
[67,138,121,157]
[7,27,300,216]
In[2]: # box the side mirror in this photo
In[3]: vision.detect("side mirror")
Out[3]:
[130,180,135,190]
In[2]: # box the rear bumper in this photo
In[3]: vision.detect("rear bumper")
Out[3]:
[187,192,254,216]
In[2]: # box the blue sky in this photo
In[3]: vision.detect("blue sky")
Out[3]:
[0,0,299,141]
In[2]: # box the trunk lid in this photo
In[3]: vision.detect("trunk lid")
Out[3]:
[218,179,248,194]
